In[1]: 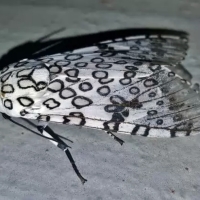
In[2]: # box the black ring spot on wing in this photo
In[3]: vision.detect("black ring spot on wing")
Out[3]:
[156,119,163,125]
[147,110,158,116]
[110,95,126,104]
[91,57,104,63]
[65,77,81,83]
[59,88,77,99]
[43,98,60,110]
[129,86,140,95]
[99,78,114,84]
[74,62,88,68]
[69,112,86,126]
[79,82,93,92]
[17,97,34,107]
[144,79,158,87]
[148,92,156,97]
[49,65,62,74]
[1,72,12,83]
[115,60,127,64]
[4,99,13,110]
[95,63,112,69]
[36,81,48,91]
[92,71,108,79]
[124,71,136,78]
[134,61,143,66]
[156,100,164,106]
[65,54,83,61]
[104,105,124,113]
[55,60,71,67]
[64,69,79,77]
[72,96,93,109]
[125,66,138,71]
[168,71,176,77]
[173,114,182,122]
[97,86,111,96]
[1,84,14,94]
[48,79,64,93]
[119,78,132,85]
[149,65,161,72]
[16,68,34,78]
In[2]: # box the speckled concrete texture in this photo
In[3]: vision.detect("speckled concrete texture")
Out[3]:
[0,1,200,200]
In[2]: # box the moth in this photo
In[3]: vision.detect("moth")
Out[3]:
[1,29,199,184]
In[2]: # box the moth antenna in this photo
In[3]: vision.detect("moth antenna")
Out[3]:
[38,125,87,184]
[36,27,66,42]
[106,131,125,145]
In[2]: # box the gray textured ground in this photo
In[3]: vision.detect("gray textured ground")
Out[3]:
[0,1,200,200]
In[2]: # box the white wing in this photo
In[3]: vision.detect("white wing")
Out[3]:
[0,33,198,138]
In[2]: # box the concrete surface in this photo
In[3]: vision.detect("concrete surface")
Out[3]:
[0,1,200,200]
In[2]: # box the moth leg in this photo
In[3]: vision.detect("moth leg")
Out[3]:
[37,122,87,184]
[106,131,124,145]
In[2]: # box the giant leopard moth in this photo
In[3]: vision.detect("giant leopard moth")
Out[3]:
[0,28,199,184]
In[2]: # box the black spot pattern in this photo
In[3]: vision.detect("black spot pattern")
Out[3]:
[147,110,158,116]
[48,79,64,93]
[125,66,138,71]
[144,79,158,87]
[134,61,143,66]
[72,96,93,109]
[99,78,114,84]
[97,86,110,96]
[55,60,71,67]
[65,77,81,83]
[129,86,140,95]
[148,92,156,97]
[65,54,83,61]
[119,78,132,85]
[16,69,33,78]
[75,62,88,68]
[17,97,34,107]
[1,72,12,83]
[91,57,104,63]
[156,119,163,125]
[69,112,86,126]
[103,113,125,132]
[124,71,136,78]
[156,100,164,106]
[65,69,79,77]
[49,65,62,74]
[149,65,161,72]
[115,60,127,64]
[4,99,13,110]
[1,84,14,94]
[43,98,60,110]
[92,71,108,79]
[59,88,77,99]
[96,63,112,69]
[79,82,93,92]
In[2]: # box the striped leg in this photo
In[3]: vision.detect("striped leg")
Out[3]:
[37,122,87,184]
[106,131,124,145]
